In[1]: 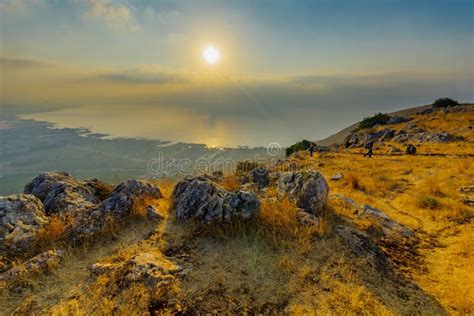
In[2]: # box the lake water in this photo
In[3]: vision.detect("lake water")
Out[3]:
[19,104,334,148]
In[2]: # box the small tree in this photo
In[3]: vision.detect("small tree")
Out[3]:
[432,98,459,108]
[285,139,312,157]
[358,112,391,130]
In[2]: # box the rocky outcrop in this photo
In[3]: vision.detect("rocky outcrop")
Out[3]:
[100,180,161,217]
[24,172,112,215]
[242,167,270,189]
[0,249,63,281]
[387,115,411,125]
[359,204,414,241]
[72,180,162,240]
[17,173,163,243]
[392,131,410,143]
[378,128,396,141]
[0,194,48,256]
[335,225,390,269]
[172,176,260,223]
[389,147,402,154]
[393,131,462,144]
[329,195,414,243]
[277,171,329,215]
[412,132,461,143]
[344,128,395,148]
[91,252,182,292]
[344,132,362,148]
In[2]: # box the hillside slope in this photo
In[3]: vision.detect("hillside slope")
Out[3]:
[316,103,450,146]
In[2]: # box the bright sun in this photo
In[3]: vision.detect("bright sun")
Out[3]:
[203,45,220,64]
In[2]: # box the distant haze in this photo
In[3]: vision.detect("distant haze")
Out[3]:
[1,0,473,147]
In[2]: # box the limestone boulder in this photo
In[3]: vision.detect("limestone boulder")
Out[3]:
[0,194,48,257]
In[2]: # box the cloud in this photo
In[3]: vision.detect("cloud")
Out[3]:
[94,68,188,84]
[85,0,138,31]
[0,56,53,68]
[0,0,42,15]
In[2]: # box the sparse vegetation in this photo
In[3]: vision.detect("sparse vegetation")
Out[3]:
[346,173,365,191]
[432,97,459,108]
[357,112,391,130]
[37,215,71,242]
[417,196,442,210]
[285,139,312,157]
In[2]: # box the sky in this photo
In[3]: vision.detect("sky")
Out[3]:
[1,0,473,146]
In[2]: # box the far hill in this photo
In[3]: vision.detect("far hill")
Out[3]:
[316,103,435,146]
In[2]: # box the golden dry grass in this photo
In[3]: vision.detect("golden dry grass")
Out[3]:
[282,145,474,314]
[37,215,72,242]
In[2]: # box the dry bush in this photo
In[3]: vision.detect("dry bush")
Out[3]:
[345,173,366,191]
[37,215,73,242]
[221,175,241,192]
[142,178,175,213]
[258,197,329,253]
[131,195,158,217]
[424,176,446,197]
[417,195,442,210]
[259,197,299,234]
[94,181,113,200]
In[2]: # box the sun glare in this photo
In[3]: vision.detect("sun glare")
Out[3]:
[203,45,220,64]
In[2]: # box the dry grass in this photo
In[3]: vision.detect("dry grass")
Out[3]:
[345,173,366,191]
[283,147,473,314]
[37,215,72,242]
[220,174,241,192]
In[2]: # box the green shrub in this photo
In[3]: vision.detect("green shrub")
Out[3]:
[285,139,312,157]
[357,112,391,130]
[432,98,459,108]
[417,196,442,210]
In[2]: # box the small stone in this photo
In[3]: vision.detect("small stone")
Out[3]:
[330,173,343,181]
[461,197,474,207]
[389,147,402,154]
[459,185,474,194]
[146,205,164,221]
[296,211,319,227]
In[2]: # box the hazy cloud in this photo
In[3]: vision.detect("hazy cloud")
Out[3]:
[85,0,138,30]
[94,68,188,84]
[0,56,53,68]
[0,0,42,15]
